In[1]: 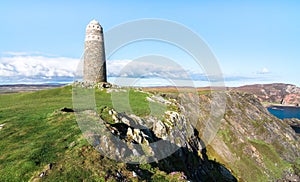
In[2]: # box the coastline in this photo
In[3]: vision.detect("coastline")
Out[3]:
[0,84,66,94]
[263,103,300,109]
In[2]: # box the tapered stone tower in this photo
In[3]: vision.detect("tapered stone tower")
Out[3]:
[83,19,107,83]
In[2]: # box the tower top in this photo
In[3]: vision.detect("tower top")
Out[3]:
[85,19,103,41]
[86,19,102,30]
[89,19,100,26]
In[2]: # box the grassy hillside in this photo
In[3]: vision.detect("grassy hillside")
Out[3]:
[0,86,299,181]
[0,86,78,180]
[0,86,183,181]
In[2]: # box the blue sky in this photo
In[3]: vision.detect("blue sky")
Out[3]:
[0,0,299,86]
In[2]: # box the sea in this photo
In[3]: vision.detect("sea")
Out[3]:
[267,106,300,133]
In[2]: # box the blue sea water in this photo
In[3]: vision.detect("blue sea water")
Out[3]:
[267,106,300,120]
[268,106,300,133]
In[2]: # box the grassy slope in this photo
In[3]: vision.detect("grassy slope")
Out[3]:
[0,86,78,181]
[0,86,182,181]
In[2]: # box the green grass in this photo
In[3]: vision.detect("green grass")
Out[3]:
[261,101,281,106]
[0,86,176,181]
[109,89,166,117]
[0,86,80,181]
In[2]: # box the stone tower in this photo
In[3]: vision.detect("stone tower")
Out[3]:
[83,19,107,83]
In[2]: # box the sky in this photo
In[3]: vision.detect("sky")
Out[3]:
[0,0,299,87]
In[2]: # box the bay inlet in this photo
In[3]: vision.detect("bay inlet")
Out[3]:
[268,106,300,133]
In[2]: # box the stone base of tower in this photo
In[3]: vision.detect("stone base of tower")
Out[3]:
[73,81,112,89]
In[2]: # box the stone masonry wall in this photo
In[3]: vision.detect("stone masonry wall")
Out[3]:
[83,20,107,83]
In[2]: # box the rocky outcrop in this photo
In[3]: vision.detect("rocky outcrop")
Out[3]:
[0,123,5,130]
[77,89,299,181]
[282,93,300,106]
[284,118,300,136]
[75,93,236,181]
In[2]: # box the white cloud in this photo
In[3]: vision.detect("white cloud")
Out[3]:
[257,67,270,74]
[0,52,79,84]
[0,54,79,77]
[107,59,191,79]
[0,52,275,86]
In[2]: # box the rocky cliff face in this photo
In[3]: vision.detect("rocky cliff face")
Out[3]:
[80,88,299,181]
[203,92,299,181]
[234,83,300,106]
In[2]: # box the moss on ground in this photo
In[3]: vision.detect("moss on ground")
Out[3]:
[249,139,292,180]
[209,125,294,182]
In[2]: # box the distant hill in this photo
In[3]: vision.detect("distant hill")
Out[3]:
[234,83,300,106]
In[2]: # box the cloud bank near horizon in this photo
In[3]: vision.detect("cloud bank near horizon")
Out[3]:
[0,52,78,84]
[0,52,274,86]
